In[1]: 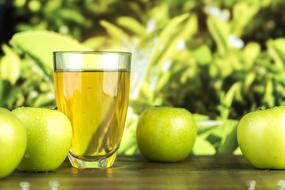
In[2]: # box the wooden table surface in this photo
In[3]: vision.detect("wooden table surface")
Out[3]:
[1,155,285,190]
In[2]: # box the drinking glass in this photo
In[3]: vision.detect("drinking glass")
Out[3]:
[53,51,131,168]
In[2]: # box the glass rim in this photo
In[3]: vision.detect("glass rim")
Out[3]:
[53,50,131,55]
[53,50,131,72]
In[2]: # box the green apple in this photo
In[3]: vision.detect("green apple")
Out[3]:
[12,107,72,171]
[137,107,197,162]
[0,108,26,178]
[237,106,285,169]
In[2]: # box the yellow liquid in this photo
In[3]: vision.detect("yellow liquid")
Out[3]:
[54,71,130,160]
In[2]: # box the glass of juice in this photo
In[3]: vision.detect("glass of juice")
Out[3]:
[53,51,131,169]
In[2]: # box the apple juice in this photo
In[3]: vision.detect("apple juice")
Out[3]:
[54,71,130,160]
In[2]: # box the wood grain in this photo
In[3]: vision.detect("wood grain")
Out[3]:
[1,156,284,190]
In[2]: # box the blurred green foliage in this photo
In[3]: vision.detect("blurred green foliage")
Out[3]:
[1,0,285,155]
[5,0,156,40]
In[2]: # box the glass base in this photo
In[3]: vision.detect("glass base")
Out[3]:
[68,152,117,169]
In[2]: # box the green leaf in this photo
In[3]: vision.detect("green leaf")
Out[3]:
[83,36,106,49]
[267,39,285,69]
[197,120,222,134]
[263,79,274,107]
[156,14,198,68]
[242,42,260,68]
[156,72,171,92]
[0,45,21,84]
[217,120,238,154]
[33,94,55,107]
[232,2,259,37]
[142,14,198,97]
[224,83,241,107]
[57,9,88,25]
[220,82,241,119]
[193,114,210,121]
[192,45,212,65]
[10,31,90,76]
[192,137,216,155]
[233,147,242,155]
[118,108,139,155]
[148,13,190,67]
[124,144,138,156]
[207,16,229,55]
[100,20,129,43]
[117,16,146,35]
[243,72,256,92]
[0,80,2,104]
[4,86,22,109]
